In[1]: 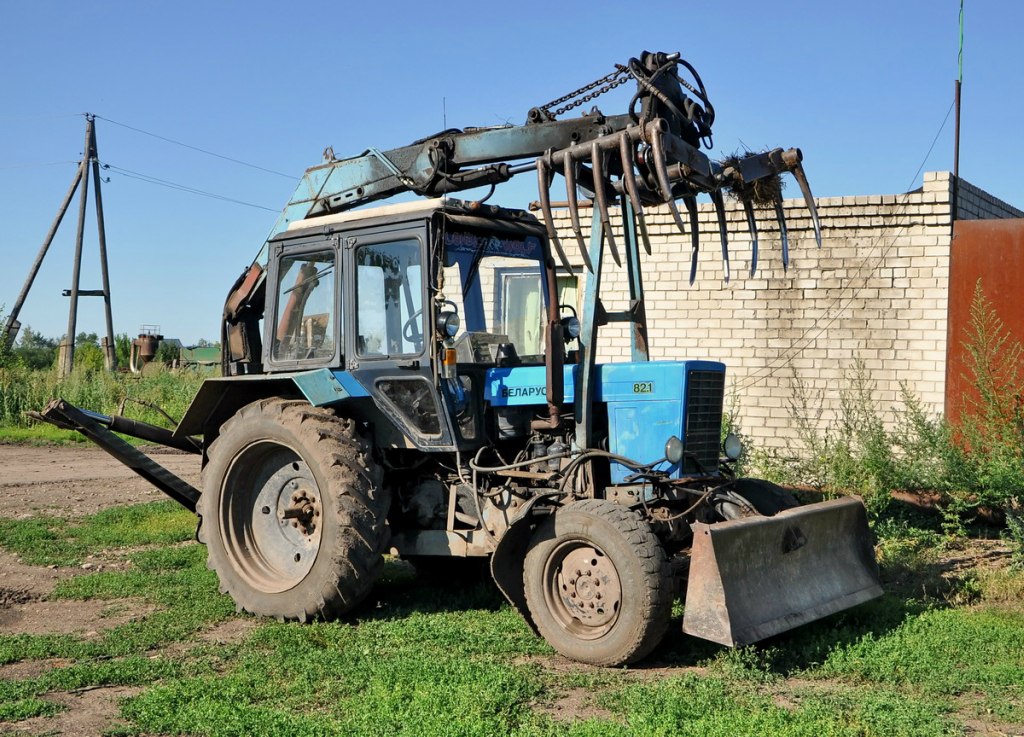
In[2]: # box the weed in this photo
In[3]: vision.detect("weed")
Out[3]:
[0,361,211,433]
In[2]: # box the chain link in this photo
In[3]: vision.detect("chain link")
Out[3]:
[538,68,632,118]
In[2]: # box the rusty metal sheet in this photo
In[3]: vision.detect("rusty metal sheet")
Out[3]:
[682,497,881,647]
[947,219,1024,425]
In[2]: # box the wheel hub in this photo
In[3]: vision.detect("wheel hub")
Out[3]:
[553,545,622,630]
[224,446,324,593]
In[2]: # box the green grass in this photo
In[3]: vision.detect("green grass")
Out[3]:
[0,500,195,567]
[0,502,1022,736]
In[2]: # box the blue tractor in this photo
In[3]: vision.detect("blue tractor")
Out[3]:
[40,52,880,666]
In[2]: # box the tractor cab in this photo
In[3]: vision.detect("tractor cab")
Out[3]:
[260,198,564,453]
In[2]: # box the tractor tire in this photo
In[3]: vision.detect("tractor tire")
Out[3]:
[523,500,673,666]
[199,398,389,622]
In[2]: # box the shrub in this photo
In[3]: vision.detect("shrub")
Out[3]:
[752,282,1023,530]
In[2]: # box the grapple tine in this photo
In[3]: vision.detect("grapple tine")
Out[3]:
[649,131,691,236]
[742,198,759,277]
[618,133,652,255]
[562,151,593,272]
[773,198,790,271]
[710,189,730,283]
[789,159,822,248]
[537,157,574,273]
[591,142,621,267]
[684,195,700,285]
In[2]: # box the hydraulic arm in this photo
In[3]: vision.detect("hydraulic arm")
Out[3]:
[258,52,821,282]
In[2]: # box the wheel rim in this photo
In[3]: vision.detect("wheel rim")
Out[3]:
[219,441,323,593]
[542,539,623,639]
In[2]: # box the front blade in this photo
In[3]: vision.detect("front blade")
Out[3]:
[682,496,881,647]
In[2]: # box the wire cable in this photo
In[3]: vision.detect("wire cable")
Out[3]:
[94,115,294,179]
[0,160,79,171]
[101,162,277,212]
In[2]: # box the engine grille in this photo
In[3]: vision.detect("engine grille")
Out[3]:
[683,369,725,474]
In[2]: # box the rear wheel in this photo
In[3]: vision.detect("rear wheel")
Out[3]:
[523,500,673,666]
[199,398,389,621]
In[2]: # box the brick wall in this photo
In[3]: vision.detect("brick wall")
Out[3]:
[547,172,1023,453]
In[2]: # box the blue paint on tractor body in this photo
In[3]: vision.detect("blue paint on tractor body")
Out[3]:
[486,360,725,482]
[289,369,371,406]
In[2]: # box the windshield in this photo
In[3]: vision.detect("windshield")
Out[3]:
[441,229,577,364]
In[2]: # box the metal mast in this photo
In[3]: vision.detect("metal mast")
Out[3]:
[3,114,117,375]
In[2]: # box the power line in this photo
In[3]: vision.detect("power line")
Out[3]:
[93,115,295,179]
[732,100,956,392]
[0,160,78,171]
[101,162,278,212]
[0,112,83,124]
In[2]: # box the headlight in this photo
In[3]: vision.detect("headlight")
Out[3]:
[438,311,461,338]
[723,432,742,460]
[561,315,581,340]
[664,435,684,464]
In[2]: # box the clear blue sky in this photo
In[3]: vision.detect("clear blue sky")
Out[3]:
[1,0,1020,344]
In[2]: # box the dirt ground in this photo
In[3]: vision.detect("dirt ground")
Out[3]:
[0,444,201,519]
[0,444,203,736]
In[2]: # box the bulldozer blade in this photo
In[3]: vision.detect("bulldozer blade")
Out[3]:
[618,133,652,255]
[684,195,700,285]
[710,189,730,282]
[682,496,882,647]
[562,151,594,272]
[790,161,822,248]
[742,198,759,277]
[591,142,622,267]
[537,158,574,273]
[773,198,790,271]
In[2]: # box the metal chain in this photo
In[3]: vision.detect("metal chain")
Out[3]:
[538,68,632,118]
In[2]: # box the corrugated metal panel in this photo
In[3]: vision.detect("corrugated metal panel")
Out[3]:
[946,218,1024,424]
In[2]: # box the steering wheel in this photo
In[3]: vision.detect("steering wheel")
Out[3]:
[402,308,424,347]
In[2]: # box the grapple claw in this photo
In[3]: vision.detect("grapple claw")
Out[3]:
[537,157,574,273]
[591,142,621,267]
[684,195,700,285]
[742,198,759,277]
[562,151,594,272]
[710,189,730,283]
[649,131,691,237]
[773,198,790,271]
[618,133,652,255]
[782,150,822,248]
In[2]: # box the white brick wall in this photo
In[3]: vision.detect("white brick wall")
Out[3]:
[544,172,1023,452]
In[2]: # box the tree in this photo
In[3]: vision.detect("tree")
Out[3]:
[155,340,179,365]
[15,326,58,370]
[115,333,132,368]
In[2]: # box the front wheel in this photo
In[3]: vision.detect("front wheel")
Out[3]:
[523,500,673,666]
[199,398,389,622]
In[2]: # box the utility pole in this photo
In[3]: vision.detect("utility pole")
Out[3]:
[952,0,964,222]
[3,114,117,375]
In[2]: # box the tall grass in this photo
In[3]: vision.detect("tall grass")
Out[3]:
[0,363,211,431]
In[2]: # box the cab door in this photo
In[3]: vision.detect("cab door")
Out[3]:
[344,225,457,449]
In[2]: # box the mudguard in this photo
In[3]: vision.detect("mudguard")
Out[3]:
[489,495,558,635]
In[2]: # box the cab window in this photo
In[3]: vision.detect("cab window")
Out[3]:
[355,239,423,357]
[272,250,337,363]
